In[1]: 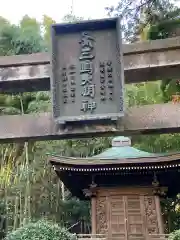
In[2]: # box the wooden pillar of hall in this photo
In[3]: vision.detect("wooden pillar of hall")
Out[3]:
[154,195,164,234]
[91,197,96,235]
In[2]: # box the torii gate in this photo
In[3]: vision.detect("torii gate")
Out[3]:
[0,16,180,240]
[0,18,179,142]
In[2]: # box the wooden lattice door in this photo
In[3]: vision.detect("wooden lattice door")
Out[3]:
[125,195,146,240]
[95,188,161,240]
[109,194,127,240]
[108,195,145,240]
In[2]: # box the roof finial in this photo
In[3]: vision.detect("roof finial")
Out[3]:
[112,136,131,147]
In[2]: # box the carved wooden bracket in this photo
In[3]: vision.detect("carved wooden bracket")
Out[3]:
[152,187,167,196]
[83,182,97,198]
[152,173,167,196]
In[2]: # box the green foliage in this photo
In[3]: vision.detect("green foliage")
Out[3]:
[147,18,180,40]
[42,15,56,47]
[20,15,40,33]
[0,15,46,56]
[58,198,90,225]
[133,3,180,104]
[126,82,163,107]
[0,25,19,56]
[5,220,77,240]
[106,0,180,42]
[169,230,180,240]
[161,196,180,233]
[160,79,180,103]
[0,16,10,30]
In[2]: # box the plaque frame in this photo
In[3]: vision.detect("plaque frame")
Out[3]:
[50,17,124,124]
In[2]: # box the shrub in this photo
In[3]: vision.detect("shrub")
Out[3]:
[5,220,77,240]
[169,230,180,240]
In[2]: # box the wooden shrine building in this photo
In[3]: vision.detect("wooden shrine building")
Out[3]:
[49,136,180,240]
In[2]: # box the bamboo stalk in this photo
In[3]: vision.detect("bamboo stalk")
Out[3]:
[19,94,31,225]
[13,196,18,230]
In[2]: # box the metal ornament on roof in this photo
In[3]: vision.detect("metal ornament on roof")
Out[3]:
[50,18,124,125]
[112,136,131,147]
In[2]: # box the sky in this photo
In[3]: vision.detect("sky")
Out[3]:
[0,0,119,24]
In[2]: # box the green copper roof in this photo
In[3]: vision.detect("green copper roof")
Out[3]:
[48,136,168,161]
[91,136,157,159]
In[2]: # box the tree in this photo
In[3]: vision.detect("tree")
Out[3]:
[106,0,180,42]
[0,15,45,56]
[42,15,56,48]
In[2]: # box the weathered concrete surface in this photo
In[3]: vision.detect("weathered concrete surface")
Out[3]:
[1,37,180,92]
[0,103,179,142]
